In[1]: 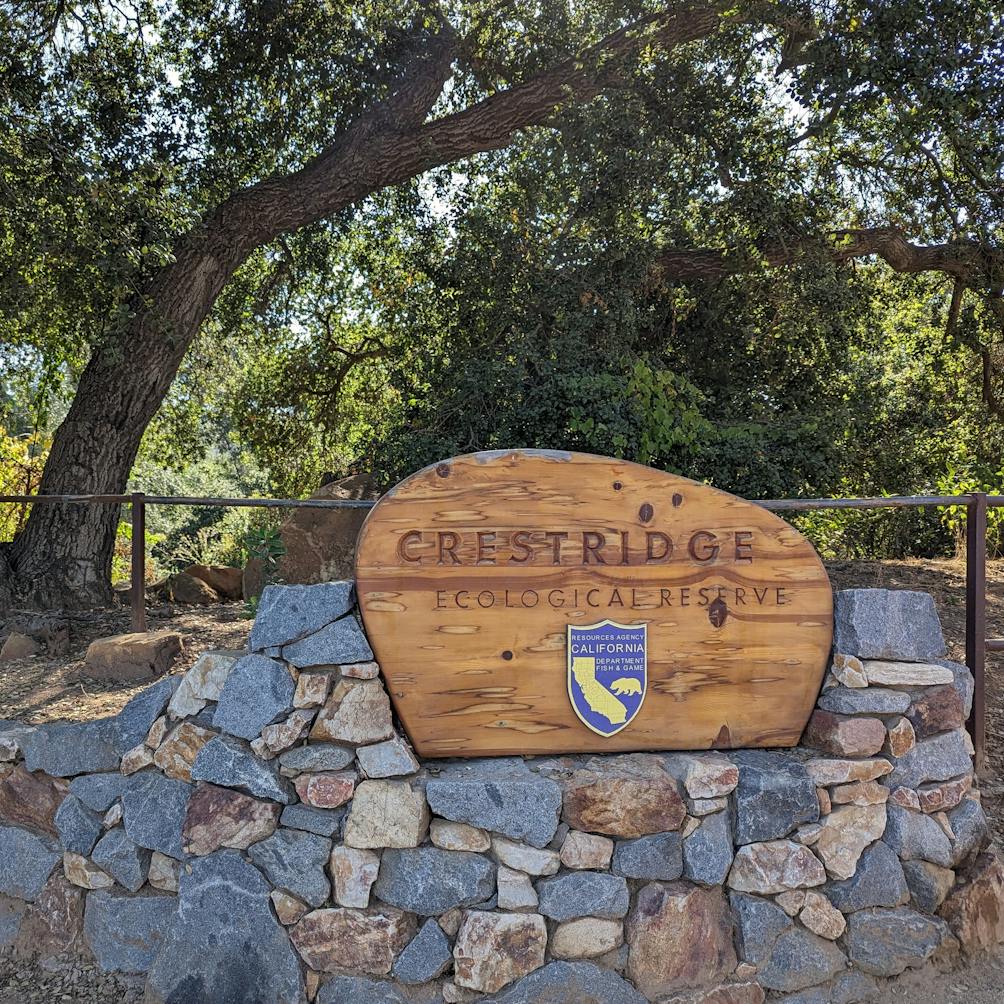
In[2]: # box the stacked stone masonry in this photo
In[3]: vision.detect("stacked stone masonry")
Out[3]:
[0,582,1002,1003]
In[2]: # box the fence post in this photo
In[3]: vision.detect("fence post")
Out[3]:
[965,491,987,774]
[130,492,147,633]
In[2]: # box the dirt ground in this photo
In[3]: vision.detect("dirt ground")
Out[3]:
[1,561,1004,1002]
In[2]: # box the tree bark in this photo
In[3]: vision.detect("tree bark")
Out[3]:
[2,4,728,609]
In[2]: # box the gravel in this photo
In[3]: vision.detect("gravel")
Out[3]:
[0,955,144,1003]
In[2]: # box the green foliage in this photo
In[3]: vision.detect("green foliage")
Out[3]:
[241,526,286,617]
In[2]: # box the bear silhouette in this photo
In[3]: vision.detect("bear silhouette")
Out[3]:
[609,677,642,696]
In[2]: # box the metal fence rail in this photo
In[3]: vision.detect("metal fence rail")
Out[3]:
[1,489,998,771]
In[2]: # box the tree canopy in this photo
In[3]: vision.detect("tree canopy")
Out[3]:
[1,0,1003,603]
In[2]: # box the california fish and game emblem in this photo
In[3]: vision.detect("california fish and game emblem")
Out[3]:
[567,620,648,737]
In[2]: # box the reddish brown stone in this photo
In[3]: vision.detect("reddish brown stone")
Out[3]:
[562,756,685,837]
[454,911,547,993]
[12,872,84,960]
[84,630,182,681]
[664,984,765,1004]
[939,852,1004,956]
[0,765,68,836]
[184,564,243,600]
[289,906,414,974]
[918,775,972,814]
[803,711,885,757]
[294,771,357,809]
[626,882,736,997]
[908,685,965,739]
[182,782,281,856]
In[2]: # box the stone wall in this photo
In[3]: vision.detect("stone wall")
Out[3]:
[0,583,1001,1004]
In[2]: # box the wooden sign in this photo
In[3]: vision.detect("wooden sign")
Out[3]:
[355,450,832,757]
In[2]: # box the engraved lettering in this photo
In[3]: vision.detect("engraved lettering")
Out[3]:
[688,531,719,562]
[734,530,754,562]
[437,531,462,565]
[583,531,606,564]
[398,530,423,563]
[476,531,497,564]
[509,530,533,563]
[646,531,673,563]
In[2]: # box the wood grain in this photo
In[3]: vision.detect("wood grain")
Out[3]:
[355,450,833,757]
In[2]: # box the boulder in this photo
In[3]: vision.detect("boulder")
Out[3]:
[884,730,973,789]
[184,563,243,599]
[884,804,954,868]
[453,911,547,993]
[68,773,129,813]
[0,632,40,661]
[54,795,103,855]
[182,782,281,855]
[817,687,911,716]
[316,976,407,1003]
[279,743,355,774]
[731,751,818,844]
[249,581,357,651]
[166,571,219,605]
[802,712,886,758]
[904,860,956,914]
[432,820,492,853]
[84,890,175,973]
[168,650,240,718]
[84,630,182,682]
[270,889,309,926]
[803,758,891,786]
[146,850,305,1003]
[374,847,496,915]
[491,837,559,877]
[811,803,887,880]
[559,830,613,870]
[426,761,561,848]
[290,906,414,975]
[834,589,946,661]
[663,752,739,799]
[730,891,792,965]
[111,676,178,754]
[948,798,991,867]
[727,840,825,895]
[497,866,538,910]
[799,891,846,940]
[550,917,623,960]
[845,906,953,976]
[625,882,736,998]
[153,722,216,781]
[280,803,345,838]
[907,684,965,738]
[294,771,357,808]
[275,474,380,586]
[357,737,420,778]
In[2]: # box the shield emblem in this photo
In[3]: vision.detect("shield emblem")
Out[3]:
[567,620,648,737]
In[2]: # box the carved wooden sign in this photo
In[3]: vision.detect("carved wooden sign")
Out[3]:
[355,450,832,757]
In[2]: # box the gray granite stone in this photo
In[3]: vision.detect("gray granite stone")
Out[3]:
[830,970,881,1004]
[485,961,647,1004]
[191,735,294,804]
[903,860,955,914]
[145,850,305,1003]
[249,581,355,652]
[426,761,561,848]
[91,828,150,892]
[730,891,793,965]
[373,847,496,915]
[683,807,734,885]
[845,906,951,976]
[949,798,990,866]
[612,833,682,880]
[212,655,296,740]
[0,898,25,947]
[121,771,192,859]
[54,795,103,855]
[279,803,344,837]
[392,918,452,984]
[21,719,119,776]
[756,927,847,993]
[826,840,910,913]
[84,890,175,973]
[69,773,130,812]
[537,871,630,921]
[317,976,406,1004]
[112,677,178,754]
[943,660,975,718]
[884,730,972,789]
[357,738,419,778]
[247,828,331,907]
[817,686,911,716]
[731,750,818,844]
[835,588,946,661]
[278,744,355,773]
[884,804,954,868]
[282,615,373,668]
[0,825,60,901]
